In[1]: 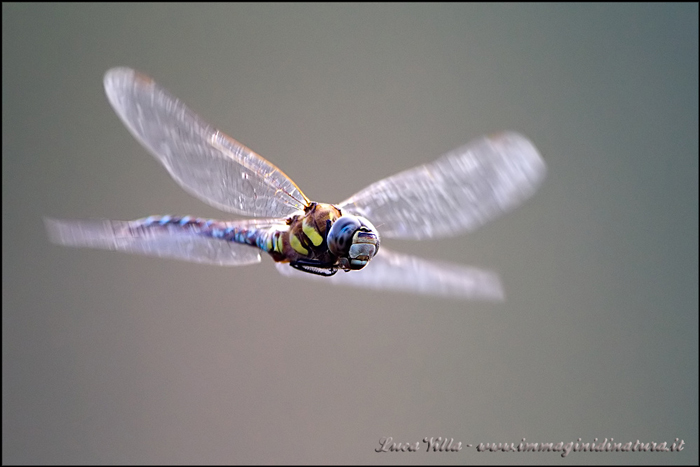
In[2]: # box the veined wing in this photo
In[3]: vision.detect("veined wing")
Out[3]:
[276,247,504,301]
[340,132,546,239]
[104,67,309,218]
[45,217,283,266]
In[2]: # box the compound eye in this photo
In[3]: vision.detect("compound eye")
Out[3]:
[327,216,362,256]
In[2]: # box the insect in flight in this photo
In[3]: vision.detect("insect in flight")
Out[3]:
[46,67,546,300]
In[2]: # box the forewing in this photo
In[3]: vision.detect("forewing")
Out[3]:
[275,247,504,301]
[104,67,309,217]
[340,132,546,239]
[45,217,266,266]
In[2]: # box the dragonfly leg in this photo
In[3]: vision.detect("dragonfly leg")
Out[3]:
[290,259,338,276]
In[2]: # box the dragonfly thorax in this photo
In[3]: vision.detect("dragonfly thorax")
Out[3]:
[280,203,380,275]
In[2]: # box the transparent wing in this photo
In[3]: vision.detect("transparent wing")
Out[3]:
[340,132,546,239]
[276,247,504,301]
[104,67,309,217]
[45,217,282,267]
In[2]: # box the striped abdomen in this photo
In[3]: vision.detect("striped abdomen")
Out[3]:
[134,203,343,266]
[133,215,287,259]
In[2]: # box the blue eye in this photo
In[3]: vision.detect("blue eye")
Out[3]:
[327,216,362,256]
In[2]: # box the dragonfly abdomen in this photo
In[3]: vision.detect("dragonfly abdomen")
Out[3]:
[135,215,218,235]
[134,215,285,257]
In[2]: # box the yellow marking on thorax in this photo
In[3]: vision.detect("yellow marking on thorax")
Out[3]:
[302,217,324,247]
[290,233,309,255]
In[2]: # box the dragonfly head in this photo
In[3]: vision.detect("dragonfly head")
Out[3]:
[327,215,380,271]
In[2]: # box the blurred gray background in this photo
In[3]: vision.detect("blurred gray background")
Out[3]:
[3,3,697,464]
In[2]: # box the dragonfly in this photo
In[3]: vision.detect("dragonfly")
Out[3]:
[45,67,546,300]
